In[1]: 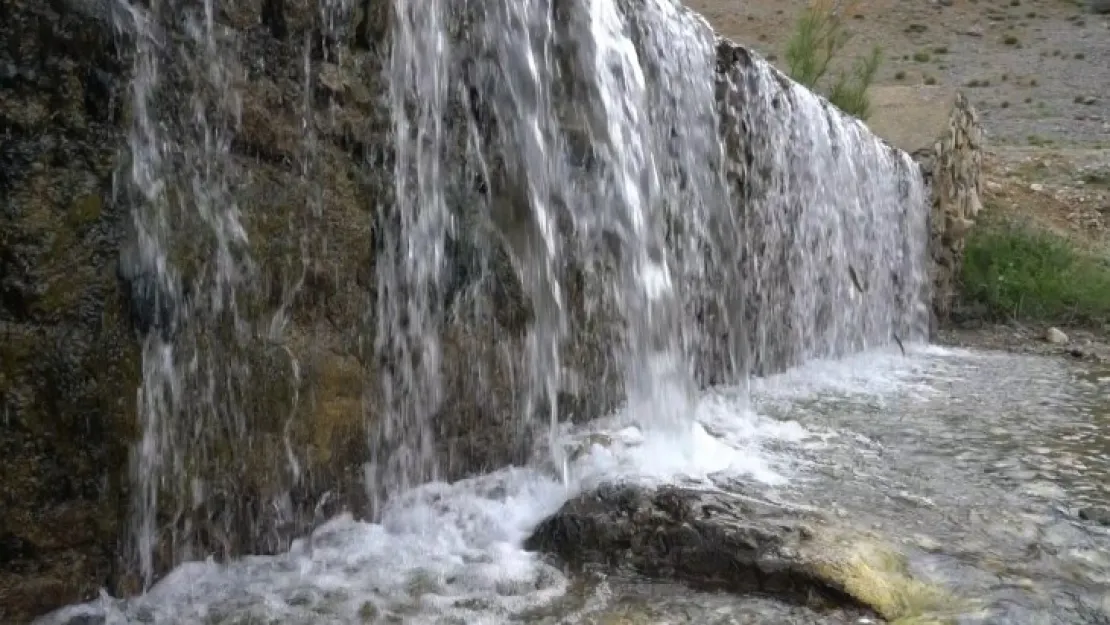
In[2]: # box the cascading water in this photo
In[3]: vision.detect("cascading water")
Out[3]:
[114,0,256,588]
[113,0,368,588]
[372,0,449,503]
[714,41,930,376]
[58,0,930,620]
[377,0,731,486]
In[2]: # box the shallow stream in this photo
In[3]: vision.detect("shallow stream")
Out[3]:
[39,345,1110,625]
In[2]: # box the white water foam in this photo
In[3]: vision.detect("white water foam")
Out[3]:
[37,383,819,625]
[39,346,1018,625]
[751,343,968,402]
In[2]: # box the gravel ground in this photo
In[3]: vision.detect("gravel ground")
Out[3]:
[688,0,1110,148]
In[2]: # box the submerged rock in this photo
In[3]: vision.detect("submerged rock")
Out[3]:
[1078,507,1110,526]
[524,482,961,623]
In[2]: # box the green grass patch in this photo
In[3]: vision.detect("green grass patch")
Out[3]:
[961,222,1110,325]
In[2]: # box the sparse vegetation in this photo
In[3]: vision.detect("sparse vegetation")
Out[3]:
[961,219,1110,325]
[784,0,882,119]
[1081,170,1110,187]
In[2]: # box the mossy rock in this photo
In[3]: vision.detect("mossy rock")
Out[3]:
[526,483,969,623]
[803,533,969,624]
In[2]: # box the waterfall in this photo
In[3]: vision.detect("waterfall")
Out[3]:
[715,41,930,376]
[107,0,928,594]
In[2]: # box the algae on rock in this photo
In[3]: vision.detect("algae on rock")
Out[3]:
[0,0,140,620]
[525,482,966,624]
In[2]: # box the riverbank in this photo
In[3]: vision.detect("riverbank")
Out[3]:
[937,324,1110,364]
[690,0,1110,148]
[940,145,1110,362]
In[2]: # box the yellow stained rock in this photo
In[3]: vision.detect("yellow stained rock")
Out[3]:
[804,532,970,624]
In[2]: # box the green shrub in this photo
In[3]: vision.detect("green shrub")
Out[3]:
[960,223,1110,325]
[784,1,882,119]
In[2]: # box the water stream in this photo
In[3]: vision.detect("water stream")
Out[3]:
[37,345,1110,624]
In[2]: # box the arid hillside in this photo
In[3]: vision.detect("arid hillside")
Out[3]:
[692,0,1109,252]
[690,0,1109,148]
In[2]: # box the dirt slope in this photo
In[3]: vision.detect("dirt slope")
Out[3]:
[689,0,1110,247]
[688,0,1110,149]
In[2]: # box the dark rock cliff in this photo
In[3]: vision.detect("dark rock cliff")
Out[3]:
[2,0,395,619]
[0,1,570,619]
[1,0,137,618]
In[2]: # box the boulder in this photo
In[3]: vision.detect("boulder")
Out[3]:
[525,482,960,623]
[1045,327,1070,345]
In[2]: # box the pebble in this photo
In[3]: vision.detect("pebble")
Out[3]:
[1044,327,1069,344]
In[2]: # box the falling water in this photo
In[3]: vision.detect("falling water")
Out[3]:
[102,0,929,602]
[380,0,928,445]
[113,0,256,588]
[714,40,930,376]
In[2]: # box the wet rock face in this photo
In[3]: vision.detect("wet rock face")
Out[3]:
[711,38,928,378]
[2,0,936,619]
[0,0,536,619]
[524,483,867,611]
[0,0,137,620]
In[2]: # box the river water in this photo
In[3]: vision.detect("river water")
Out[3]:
[38,343,1110,625]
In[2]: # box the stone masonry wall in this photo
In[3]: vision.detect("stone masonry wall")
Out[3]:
[916,92,984,328]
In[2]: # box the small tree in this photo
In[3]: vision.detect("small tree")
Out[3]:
[784,0,882,120]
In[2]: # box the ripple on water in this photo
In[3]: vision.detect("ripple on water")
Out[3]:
[36,345,1110,625]
[747,344,1110,623]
